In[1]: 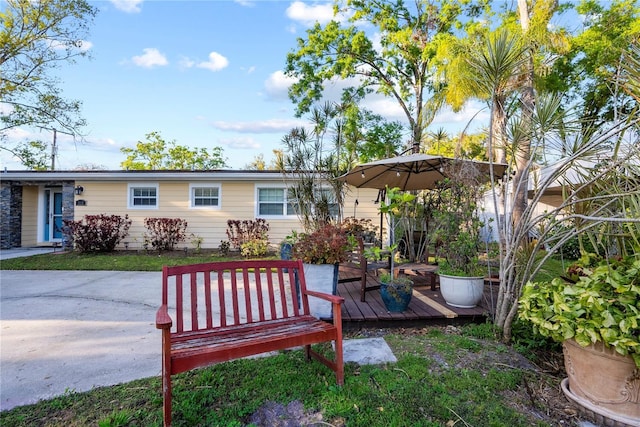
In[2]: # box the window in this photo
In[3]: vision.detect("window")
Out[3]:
[190,184,221,209]
[128,183,158,209]
[257,187,297,217]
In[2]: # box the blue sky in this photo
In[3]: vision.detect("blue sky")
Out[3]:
[2,0,487,170]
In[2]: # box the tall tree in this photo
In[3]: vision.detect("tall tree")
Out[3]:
[120,131,226,170]
[545,0,640,128]
[285,0,487,153]
[1,0,97,166]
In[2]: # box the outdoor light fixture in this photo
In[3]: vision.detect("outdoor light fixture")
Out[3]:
[396,171,400,177]
[361,171,365,178]
[74,185,84,195]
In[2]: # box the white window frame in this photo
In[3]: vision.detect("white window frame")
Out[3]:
[189,183,221,209]
[127,183,159,209]
[255,184,297,218]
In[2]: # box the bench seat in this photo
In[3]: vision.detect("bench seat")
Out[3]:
[168,315,340,374]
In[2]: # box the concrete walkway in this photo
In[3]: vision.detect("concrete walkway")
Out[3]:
[0,269,396,411]
[0,247,58,261]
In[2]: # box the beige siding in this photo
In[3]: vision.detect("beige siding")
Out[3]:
[21,186,39,246]
[72,180,383,250]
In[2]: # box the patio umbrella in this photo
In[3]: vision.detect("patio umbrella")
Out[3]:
[338,153,508,191]
[339,153,508,254]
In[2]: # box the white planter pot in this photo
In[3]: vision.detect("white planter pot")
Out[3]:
[302,263,338,319]
[439,274,484,308]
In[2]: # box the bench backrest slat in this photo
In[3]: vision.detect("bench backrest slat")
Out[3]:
[190,272,198,330]
[162,259,309,333]
[176,274,184,333]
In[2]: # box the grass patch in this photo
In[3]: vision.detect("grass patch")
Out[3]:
[1,328,563,427]
[0,250,277,271]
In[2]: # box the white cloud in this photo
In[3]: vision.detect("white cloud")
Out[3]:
[131,48,168,68]
[197,52,229,72]
[178,56,196,69]
[211,118,304,133]
[286,1,336,26]
[233,0,255,7]
[110,0,143,13]
[264,70,297,100]
[219,136,261,149]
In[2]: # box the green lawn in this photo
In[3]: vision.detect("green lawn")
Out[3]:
[0,249,275,271]
[0,325,566,427]
[0,250,573,426]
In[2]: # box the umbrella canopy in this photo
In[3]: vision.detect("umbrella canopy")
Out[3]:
[338,153,508,191]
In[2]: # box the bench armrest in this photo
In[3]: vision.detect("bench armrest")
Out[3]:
[304,289,345,305]
[155,305,173,329]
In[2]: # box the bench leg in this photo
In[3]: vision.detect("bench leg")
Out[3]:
[334,338,344,386]
[162,338,172,427]
[304,344,312,361]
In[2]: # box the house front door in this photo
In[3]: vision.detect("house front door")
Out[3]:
[44,188,63,242]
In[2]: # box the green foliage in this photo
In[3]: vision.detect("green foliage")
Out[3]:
[120,131,226,170]
[548,0,640,126]
[431,172,487,277]
[0,328,551,426]
[519,253,640,367]
[1,0,97,140]
[285,0,488,149]
[8,140,50,170]
[240,239,269,258]
[218,240,230,256]
[280,103,349,231]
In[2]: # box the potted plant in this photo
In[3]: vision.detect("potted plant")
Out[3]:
[368,187,414,312]
[431,177,487,308]
[519,253,640,424]
[291,222,355,319]
[279,230,299,261]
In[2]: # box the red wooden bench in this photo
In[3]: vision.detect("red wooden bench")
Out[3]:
[156,259,345,427]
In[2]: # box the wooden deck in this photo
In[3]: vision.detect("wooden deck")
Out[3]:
[337,272,494,329]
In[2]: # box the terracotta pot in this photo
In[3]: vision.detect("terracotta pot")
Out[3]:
[562,338,640,426]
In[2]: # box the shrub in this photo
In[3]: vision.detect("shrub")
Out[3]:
[292,223,354,264]
[219,240,230,256]
[341,217,380,245]
[62,214,131,253]
[226,219,269,250]
[143,218,188,252]
[240,239,269,258]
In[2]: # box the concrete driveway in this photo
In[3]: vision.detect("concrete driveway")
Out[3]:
[0,268,398,412]
[0,270,162,411]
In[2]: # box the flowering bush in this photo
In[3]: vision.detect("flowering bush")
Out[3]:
[292,223,354,264]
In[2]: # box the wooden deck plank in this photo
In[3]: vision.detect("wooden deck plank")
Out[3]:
[337,273,487,326]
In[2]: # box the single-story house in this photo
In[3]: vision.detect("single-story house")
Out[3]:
[0,170,381,250]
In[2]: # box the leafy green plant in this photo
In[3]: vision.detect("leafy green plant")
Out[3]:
[378,273,413,302]
[431,175,487,277]
[240,238,269,258]
[219,240,230,256]
[519,253,640,367]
